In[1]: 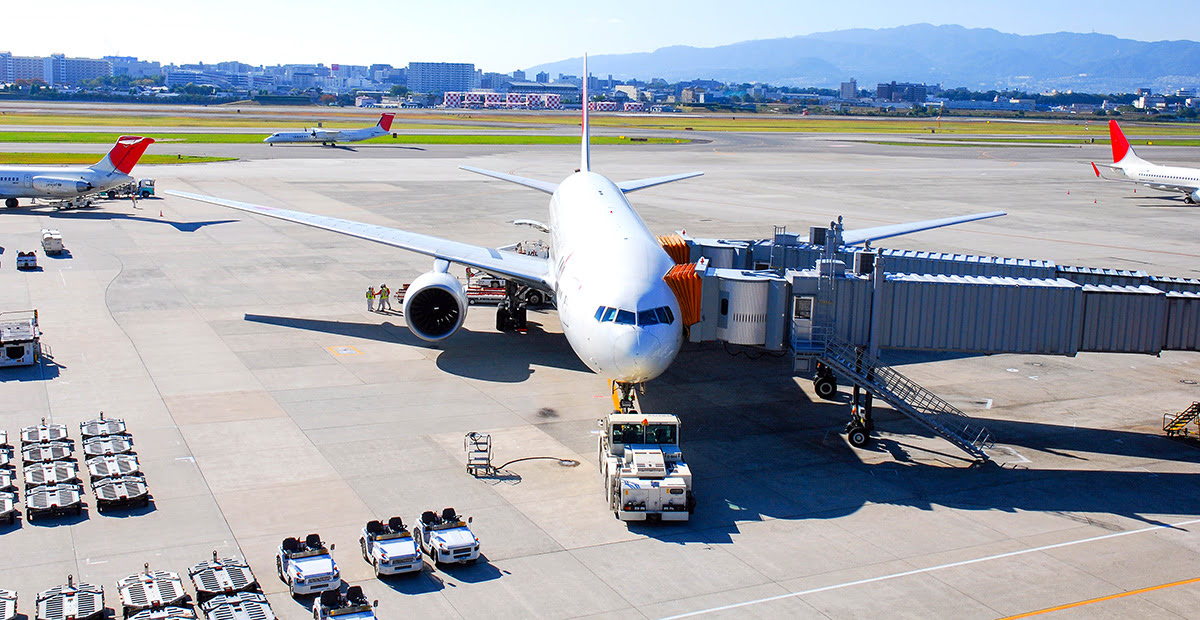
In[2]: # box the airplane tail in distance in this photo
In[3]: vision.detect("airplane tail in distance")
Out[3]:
[1108,120,1142,166]
[91,136,155,175]
[377,113,395,132]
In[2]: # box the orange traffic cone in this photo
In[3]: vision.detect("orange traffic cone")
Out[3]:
[159,210,163,217]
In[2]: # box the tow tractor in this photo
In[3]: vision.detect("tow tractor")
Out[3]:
[598,384,694,521]
[104,179,156,199]
[360,517,422,576]
[312,587,377,620]
[276,534,340,597]
[413,508,479,565]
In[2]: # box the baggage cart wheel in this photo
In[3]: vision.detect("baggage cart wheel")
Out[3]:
[847,426,869,448]
[814,376,838,400]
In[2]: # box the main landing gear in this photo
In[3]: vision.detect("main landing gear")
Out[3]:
[495,280,529,331]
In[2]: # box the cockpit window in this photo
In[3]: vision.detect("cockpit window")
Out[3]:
[658,306,675,325]
[602,307,617,322]
[615,310,636,325]
[595,306,606,321]
[637,309,659,326]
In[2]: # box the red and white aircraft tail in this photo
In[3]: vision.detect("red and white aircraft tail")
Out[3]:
[1107,120,1146,168]
[376,113,395,132]
[1091,120,1200,203]
[90,136,156,175]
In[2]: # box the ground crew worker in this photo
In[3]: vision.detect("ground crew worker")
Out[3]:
[366,286,376,312]
[378,283,392,312]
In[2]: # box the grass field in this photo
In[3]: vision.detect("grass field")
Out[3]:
[926,136,1200,147]
[854,140,1065,148]
[0,112,515,131]
[0,153,234,164]
[0,131,687,145]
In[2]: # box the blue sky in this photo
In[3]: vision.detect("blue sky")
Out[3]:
[5,0,1195,71]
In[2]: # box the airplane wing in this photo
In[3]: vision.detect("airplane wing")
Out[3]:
[459,165,558,194]
[617,171,704,193]
[841,211,1006,246]
[164,190,553,289]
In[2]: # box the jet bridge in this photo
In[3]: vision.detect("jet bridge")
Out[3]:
[676,223,1200,462]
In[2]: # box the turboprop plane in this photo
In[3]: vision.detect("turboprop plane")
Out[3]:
[167,57,1004,398]
[0,135,155,208]
[264,113,395,146]
[1091,120,1200,203]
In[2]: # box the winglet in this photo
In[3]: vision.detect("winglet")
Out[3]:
[581,53,590,172]
[378,113,395,132]
[1109,120,1134,164]
[1091,161,1101,177]
[91,135,155,175]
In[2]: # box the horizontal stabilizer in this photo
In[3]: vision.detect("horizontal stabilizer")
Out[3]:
[617,171,704,193]
[459,165,558,194]
[841,211,1006,246]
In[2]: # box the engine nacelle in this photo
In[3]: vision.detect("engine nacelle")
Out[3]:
[402,270,467,341]
[1191,188,1200,204]
[32,176,92,196]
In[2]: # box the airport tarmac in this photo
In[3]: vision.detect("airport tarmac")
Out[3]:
[1,133,1199,619]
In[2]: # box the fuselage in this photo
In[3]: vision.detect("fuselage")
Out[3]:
[548,171,683,383]
[0,165,132,199]
[265,126,385,144]
[1120,161,1200,191]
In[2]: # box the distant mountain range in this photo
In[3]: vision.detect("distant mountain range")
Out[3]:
[527,24,1200,93]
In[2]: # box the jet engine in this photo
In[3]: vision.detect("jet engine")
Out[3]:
[402,270,467,341]
[32,176,92,195]
[1190,188,1200,204]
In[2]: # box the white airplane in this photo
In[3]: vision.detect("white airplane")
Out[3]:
[0,135,155,209]
[167,58,1004,397]
[264,113,395,146]
[1091,120,1200,203]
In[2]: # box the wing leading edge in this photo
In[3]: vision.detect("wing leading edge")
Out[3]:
[841,211,1006,246]
[164,190,552,289]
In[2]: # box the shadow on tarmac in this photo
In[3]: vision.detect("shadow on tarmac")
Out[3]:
[625,345,1200,544]
[3,206,236,233]
[242,312,589,383]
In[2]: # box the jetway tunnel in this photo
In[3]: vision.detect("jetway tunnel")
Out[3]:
[666,226,1200,462]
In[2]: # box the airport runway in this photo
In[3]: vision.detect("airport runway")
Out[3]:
[2,129,1199,619]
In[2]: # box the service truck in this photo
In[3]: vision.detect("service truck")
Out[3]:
[598,413,694,521]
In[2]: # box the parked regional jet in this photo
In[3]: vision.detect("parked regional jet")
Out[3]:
[0,135,155,209]
[264,113,395,146]
[168,58,1003,393]
[1091,120,1200,203]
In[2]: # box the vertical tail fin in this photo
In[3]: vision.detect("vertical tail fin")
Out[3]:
[1109,120,1140,165]
[377,113,395,132]
[91,136,155,175]
[581,53,590,172]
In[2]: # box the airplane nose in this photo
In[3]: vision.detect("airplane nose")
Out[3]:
[613,328,664,381]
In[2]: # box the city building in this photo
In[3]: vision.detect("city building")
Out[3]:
[104,56,161,78]
[407,62,477,93]
[0,52,112,86]
[840,78,857,100]
[511,70,525,81]
[535,71,549,84]
[876,81,927,103]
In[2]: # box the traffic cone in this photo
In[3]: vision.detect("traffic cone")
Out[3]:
[159,210,163,217]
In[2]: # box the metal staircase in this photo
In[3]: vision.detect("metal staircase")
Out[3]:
[819,335,993,462]
[1163,402,1200,437]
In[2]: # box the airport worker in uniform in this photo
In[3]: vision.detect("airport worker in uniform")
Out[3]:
[367,286,376,313]
[378,283,392,312]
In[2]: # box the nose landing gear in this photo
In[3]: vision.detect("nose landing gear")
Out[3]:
[611,381,644,414]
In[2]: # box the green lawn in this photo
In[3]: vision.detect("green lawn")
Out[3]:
[0,152,234,164]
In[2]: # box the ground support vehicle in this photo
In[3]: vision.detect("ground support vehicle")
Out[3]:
[0,469,14,492]
[41,230,64,255]
[80,413,127,440]
[0,492,15,526]
[86,453,141,483]
[25,484,83,522]
[127,607,196,619]
[35,576,104,620]
[413,508,479,565]
[24,461,80,489]
[200,592,275,620]
[21,420,69,445]
[276,535,340,597]
[16,252,37,270]
[93,475,150,512]
[0,311,43,368]
[117,565,189,618]
[21,442,73,465]
[188,552,260,603]
[104,179,155,199]
[312,586,376,620]
[0,589,14,620]
[83,435,134,458]
[598,412,694,521]
[359,517,422,576]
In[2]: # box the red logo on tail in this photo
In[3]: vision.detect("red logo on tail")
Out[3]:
[106,136,155,174]
[1108,120,1130,164]
[378,113,395,132]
